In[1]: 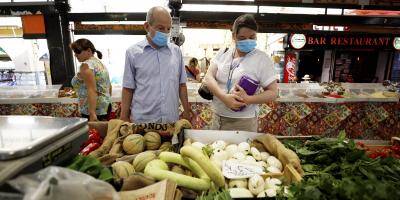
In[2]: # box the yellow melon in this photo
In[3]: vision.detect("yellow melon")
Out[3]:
[111,161,135,179]
[132,151,157,172]
[159,142,172,151]
[144,132,161,150]
[123,134,145,154]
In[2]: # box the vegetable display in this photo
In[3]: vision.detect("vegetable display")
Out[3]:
[69,120,307,199]
[283,131,400,200]
[68,119,400,200]
[181,138,301,198]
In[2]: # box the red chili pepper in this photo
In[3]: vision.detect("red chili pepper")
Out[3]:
[391,145,400,154]
[88,129,100,136]
[80,129,102,150]
[368,152,379,159]
[368,148,390,159]
[356,141,365,147]
[88,132,102,143]
[80,142,100,156]
[88,129,102,143]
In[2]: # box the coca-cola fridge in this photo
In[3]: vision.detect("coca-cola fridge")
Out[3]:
[283,51,298,83]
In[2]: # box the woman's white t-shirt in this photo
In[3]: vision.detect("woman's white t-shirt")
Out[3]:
[211,48,276,118]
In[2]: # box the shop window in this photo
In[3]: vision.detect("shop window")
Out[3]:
[0,17,49,86]
[333,50,378,83]
[391,52,400,82]
[71,35,142,86]
[297,50,324,82]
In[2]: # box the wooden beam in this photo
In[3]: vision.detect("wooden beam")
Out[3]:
[68,13,146,22]
[180,11,400,26]
[182,0,400,10]
[185,21,400,34]
[73,22,146,35]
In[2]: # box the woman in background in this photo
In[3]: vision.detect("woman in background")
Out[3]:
[185,57,201,82]
[70,38,112,121]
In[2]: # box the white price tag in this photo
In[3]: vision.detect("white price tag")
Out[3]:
[171,134,179,145]
[222,160,265,179]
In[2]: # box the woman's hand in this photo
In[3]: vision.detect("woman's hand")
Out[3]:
[221,93,246,110]
[89,113,98,121]
[233,85,251,105]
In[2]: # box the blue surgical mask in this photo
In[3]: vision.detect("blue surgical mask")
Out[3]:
[236,39,257,53]
[151,31,169,47]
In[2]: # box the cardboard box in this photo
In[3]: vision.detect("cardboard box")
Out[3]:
[119,179,178,200]
[183,129,303,184]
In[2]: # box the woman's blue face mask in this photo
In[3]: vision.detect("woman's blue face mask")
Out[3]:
[236,39,257,53]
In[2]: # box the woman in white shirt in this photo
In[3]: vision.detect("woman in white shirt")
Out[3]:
[204,14,278,132]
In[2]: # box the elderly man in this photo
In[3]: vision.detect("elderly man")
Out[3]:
[120,6,191,123]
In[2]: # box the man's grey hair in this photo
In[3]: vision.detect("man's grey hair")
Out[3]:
[146,6,169,25]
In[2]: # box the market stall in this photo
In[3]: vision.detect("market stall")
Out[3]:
[1,118,399,199]
[0,83,398,140]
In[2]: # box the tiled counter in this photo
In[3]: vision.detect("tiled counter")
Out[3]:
[0,83,399,139]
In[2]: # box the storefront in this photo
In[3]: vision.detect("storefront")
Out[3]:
[284,33,400,83]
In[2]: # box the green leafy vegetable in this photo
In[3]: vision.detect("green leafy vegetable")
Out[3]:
[68,155,113,182]
[282,131,400,200]
[196,188,231,200]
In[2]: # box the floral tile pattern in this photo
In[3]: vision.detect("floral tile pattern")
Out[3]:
[1,101,399,140]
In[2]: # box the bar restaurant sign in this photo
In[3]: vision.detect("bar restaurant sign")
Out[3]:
[289,33,400,50]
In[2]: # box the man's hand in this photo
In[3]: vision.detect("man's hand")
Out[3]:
[182,108,195,122]
[221,93,246,110]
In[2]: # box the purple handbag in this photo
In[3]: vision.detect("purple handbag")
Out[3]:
[239,75,260,96]
[234,75,259,111]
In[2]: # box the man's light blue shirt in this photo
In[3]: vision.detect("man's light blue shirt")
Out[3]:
[123,38,187,123]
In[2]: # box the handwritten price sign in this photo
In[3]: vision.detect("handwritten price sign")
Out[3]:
[222,160,265,179]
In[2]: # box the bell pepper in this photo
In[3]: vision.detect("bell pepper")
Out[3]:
[88,131,102,144]
[390,145,400,154]
[80,129,103,150]
[80,142,101,156]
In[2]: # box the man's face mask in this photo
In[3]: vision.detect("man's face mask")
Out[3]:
[236,39,257,53]
[150,26,170,47]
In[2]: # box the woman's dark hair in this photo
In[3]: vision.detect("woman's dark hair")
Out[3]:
[70,38,103,59]
[189,57,198,67]
[232,14,258,35]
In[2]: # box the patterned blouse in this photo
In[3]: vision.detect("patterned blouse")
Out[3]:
[71,56,111,116]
